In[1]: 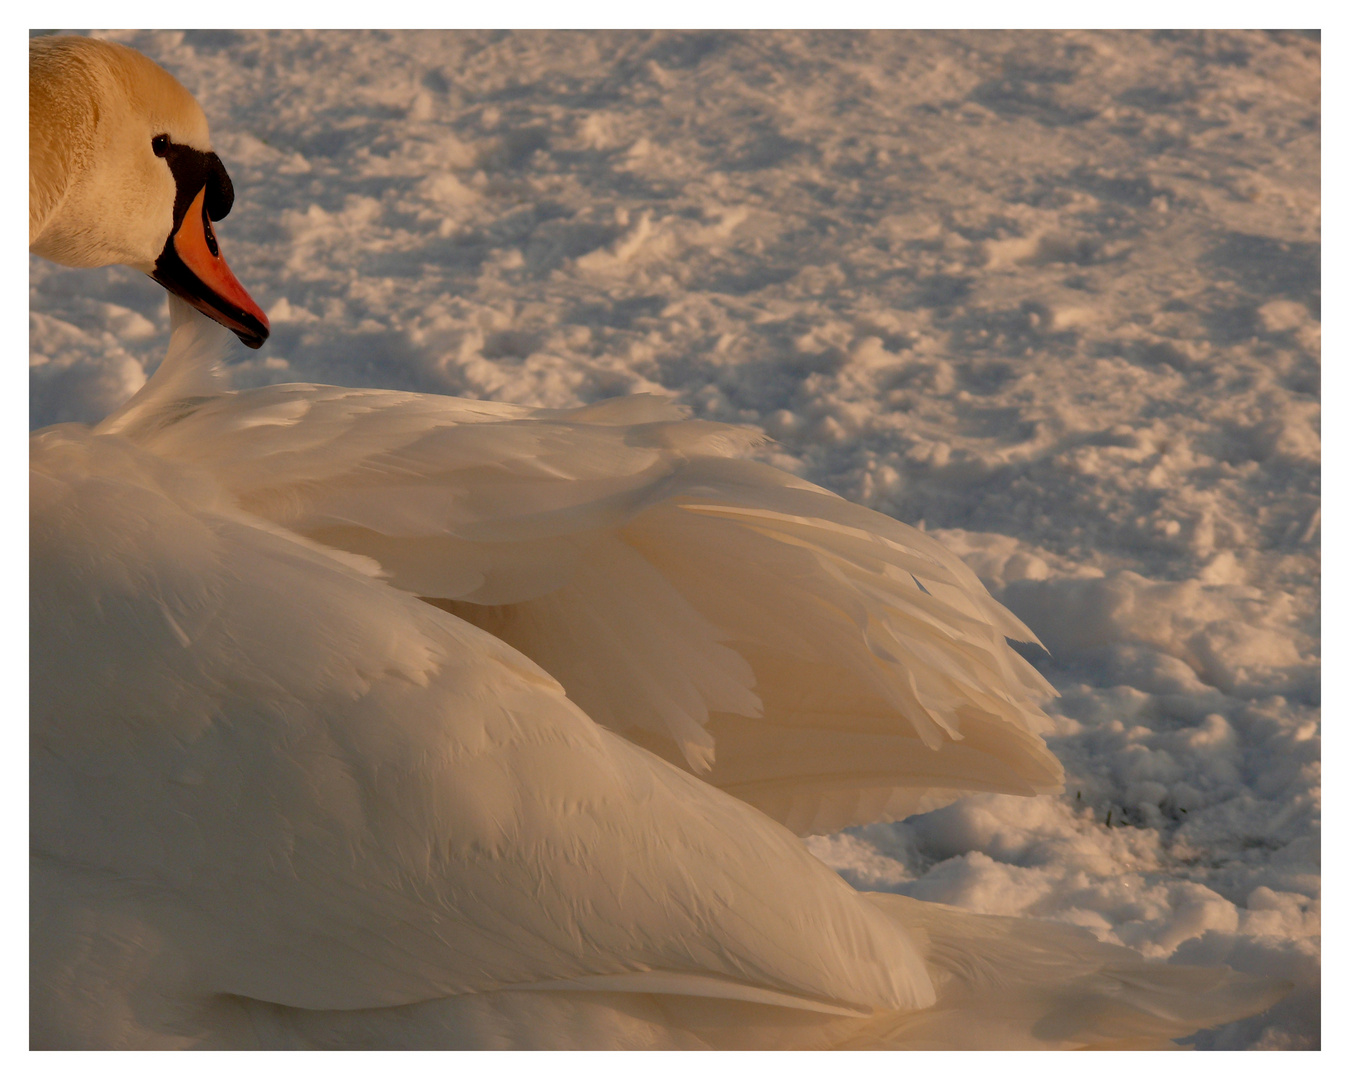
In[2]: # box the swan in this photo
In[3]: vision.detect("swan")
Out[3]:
[29,34,1287,1049]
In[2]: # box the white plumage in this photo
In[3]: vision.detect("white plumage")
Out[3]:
[102,312,1064,836]
[29,35,1286,1049]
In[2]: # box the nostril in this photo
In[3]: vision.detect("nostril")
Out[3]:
[202,204,219,258]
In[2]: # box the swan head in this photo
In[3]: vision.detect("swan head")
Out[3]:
[30,36,269,349]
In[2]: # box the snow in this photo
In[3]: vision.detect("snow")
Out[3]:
[29,29,1320,1050]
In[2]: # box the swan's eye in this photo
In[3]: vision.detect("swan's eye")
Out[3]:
[152,134,170,157]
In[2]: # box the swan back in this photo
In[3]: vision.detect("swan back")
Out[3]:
[30,36,211,271]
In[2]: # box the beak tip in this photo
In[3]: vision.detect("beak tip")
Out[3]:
[234,313,270,350]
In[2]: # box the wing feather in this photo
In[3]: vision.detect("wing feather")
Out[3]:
[105,329,1053,837]
[111,352,1061,834]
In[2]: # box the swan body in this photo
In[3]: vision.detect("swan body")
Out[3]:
[30,35,1288,1049]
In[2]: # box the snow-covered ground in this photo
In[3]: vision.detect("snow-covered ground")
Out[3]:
[29,29,1320,1049]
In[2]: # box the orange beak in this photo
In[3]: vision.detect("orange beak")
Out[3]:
[151,186,270,349]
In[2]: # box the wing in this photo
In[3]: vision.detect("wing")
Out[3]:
[112,364,1062,836]
[32,424,936,1040]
